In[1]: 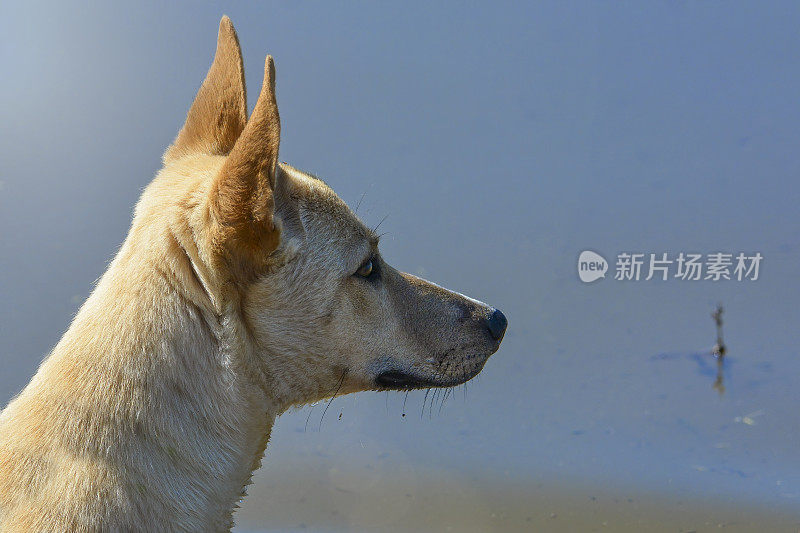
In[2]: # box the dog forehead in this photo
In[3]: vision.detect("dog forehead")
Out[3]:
[301,192,371,248]
[281,164,372,242]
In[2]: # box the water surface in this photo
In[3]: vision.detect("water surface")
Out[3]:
[1,2,799,530]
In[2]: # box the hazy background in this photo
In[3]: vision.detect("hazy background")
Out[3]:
[2,2,799,531]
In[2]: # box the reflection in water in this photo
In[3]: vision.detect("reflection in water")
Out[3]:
[657,305,730,396]
[711,304,727,396]
[713,357,726,396]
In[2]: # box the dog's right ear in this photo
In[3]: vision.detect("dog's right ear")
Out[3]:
[208,55,281,270]
[164,16,247,164]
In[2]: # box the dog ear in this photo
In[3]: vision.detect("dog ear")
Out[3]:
[164,16,247,164]
[209,55,281,262]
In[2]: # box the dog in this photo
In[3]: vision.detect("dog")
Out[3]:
[0,16,507,532]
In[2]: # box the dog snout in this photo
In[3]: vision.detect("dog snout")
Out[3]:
[485,308,508,341]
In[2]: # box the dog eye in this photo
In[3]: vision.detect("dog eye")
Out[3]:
[355,258,374,278]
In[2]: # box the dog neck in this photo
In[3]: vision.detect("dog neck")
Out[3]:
[9,242,281,530]
[138,264,283,529]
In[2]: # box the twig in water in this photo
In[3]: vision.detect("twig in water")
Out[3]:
[711,304,726,358]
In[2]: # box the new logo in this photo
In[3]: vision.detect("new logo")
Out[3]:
[578,250,608,283]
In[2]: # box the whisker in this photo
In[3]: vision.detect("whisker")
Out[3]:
[429,389,439,419]
[319,369,347,431]
[438,388,451,415]
[372,213,390,233]
[304,405,315,433]
[355,190,368,214]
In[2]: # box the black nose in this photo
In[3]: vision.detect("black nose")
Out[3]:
[486,309,508,341]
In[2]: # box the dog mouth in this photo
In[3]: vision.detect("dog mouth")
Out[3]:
[374,364,484,391]
[375,370,442,389]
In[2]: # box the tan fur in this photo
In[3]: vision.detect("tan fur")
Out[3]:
[0,16,506,532]
[164,17,247,165]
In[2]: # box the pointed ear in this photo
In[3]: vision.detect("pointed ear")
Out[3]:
[209,55,281,260]
[164,16,247,164]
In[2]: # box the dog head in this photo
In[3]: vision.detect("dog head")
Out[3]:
[151,17,506,407]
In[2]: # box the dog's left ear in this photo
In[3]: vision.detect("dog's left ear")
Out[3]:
[164,16,247,164]
[209,56,281,263]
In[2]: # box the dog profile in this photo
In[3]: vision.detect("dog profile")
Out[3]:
[0,16,507,532]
